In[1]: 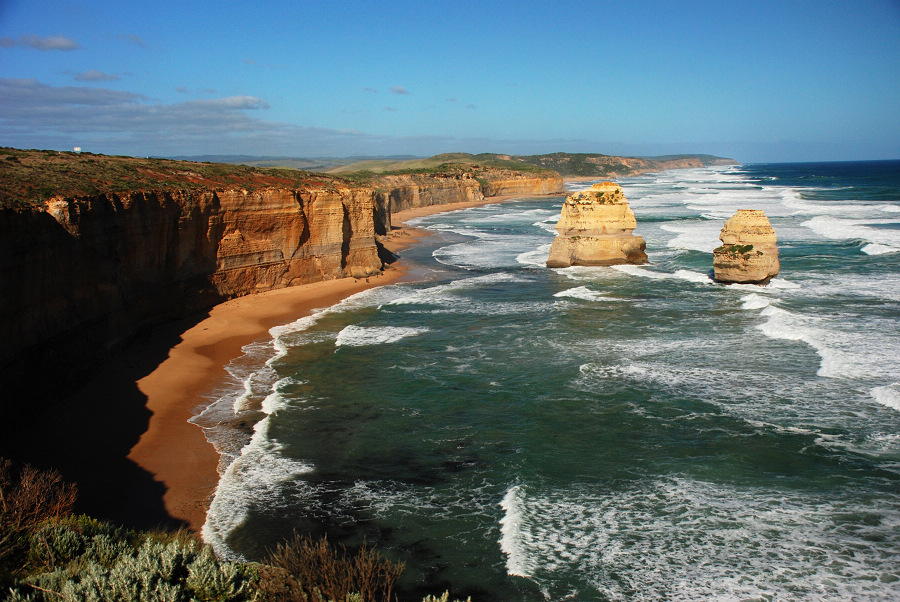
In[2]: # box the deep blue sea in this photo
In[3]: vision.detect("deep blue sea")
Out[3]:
[195,161,900,601]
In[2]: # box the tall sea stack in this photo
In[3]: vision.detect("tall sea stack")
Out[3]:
[546,182,647,268]
[712,209,780,284]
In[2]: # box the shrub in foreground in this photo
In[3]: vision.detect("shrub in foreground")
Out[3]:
[0,458,77,574]
[258,534,403,602]
[0,459,470,601]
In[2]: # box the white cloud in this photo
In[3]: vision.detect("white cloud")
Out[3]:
[389,86,409,95]
[0,34,79,51]
[74,70,121,82]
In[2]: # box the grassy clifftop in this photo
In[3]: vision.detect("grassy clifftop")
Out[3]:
[510,152,738,177]
[1,148,736,209]
[329,152,558,185]
[0,148,562,209]
[330,151,737,181]
[0,148,332,209]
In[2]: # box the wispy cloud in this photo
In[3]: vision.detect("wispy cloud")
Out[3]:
[383,106,397,112]
[0,35,79,51]
[465,104,477,110]
[74,70,121,82]
[0,78,371,156]
[389,86,409,95]
[116,34,148,48]
[363,87,378,93]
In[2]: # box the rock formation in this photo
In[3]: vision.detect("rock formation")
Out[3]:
[712,209,780,284]
[373,170,563,234]
[546,182,647,268]
[0,185,384,411]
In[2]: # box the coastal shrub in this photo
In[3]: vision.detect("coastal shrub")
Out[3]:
[0,459,77,574]
[714,243,757,258]
[259,534,404,602]
[7,525,257,601]
[26,515,130,571]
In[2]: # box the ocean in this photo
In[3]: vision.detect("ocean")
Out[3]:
[194,161,900,601]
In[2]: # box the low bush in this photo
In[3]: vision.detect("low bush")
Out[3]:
[0,459,77,575]
[259,534,404,602]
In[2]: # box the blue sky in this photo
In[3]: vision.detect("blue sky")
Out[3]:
[1,0,898,162]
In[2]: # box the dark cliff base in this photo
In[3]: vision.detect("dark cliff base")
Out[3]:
[0,314,207,531]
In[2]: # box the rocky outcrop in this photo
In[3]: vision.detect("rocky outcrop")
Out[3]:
[712,209,780,284]
[372,171,563,233]
[0,185,381,410]
[546,182,648,267]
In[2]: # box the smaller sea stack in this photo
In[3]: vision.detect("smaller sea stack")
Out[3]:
[712,209,780,284]
[546,182,647,268]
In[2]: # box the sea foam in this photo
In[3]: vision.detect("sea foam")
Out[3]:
[499,486,534,578]
[496,477,900,600]
[335,325,429,347]
[872,383,900,411]
[202,382,314,561]
[802,215,900,254]
[553,286,613,302]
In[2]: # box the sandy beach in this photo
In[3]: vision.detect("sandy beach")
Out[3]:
[127,192,543,531]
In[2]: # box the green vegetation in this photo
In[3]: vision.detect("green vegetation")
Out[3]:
[331,153,556,186]
[0,148,333,209]
[714,244,759,258]
[0,459,468,602]
[509,152,736,177]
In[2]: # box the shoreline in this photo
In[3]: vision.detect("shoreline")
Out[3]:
[130,192,558,532]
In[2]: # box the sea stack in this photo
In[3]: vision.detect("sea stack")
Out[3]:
[712,209,780,284]
[546,182,648,268]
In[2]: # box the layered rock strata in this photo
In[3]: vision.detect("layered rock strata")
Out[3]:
[712,209,780,284]
[0,143,571,412]
[373,170,563,234]
[546,182,648,267]
[0,185,382,410]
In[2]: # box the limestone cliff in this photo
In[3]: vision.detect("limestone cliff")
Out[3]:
[546,182,648,267]
[712,209,780,284]
[0,184,381,410]
[372,170,563,233]
[0,149,565,412]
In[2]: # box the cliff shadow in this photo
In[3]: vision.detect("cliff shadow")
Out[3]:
[0,313,210,532]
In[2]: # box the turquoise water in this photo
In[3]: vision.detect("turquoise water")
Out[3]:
[197,162,900,600]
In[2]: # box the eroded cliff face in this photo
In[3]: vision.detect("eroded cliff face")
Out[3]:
[373,170,563,233]
[0,185,381,408]
[546,182,648,267]
[0,154,564,410]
